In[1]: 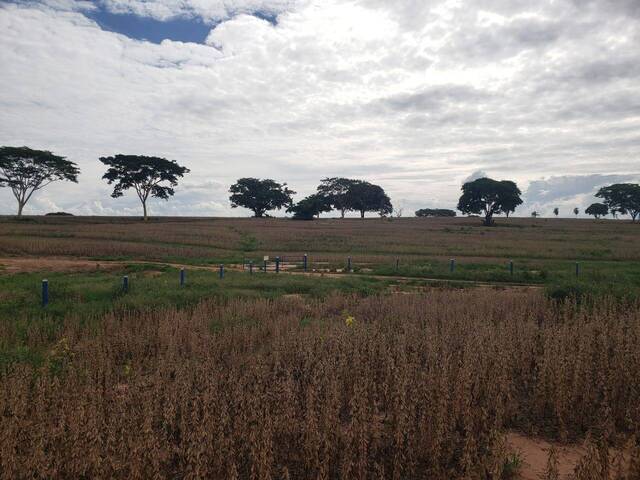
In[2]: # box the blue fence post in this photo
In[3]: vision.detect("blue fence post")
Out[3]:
[123,275,129,293]
[263,259,267,272]
[303,254,308,272]
[575,262,580,277]
[180,268,185,286]
[509,260,514,276]
[42,279,49,307]
[450,259,455,273]
[219,264,224,279]
[249,261,254,275]
[347,256,352,272]
[275,256,280,273]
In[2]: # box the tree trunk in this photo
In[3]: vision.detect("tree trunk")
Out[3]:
[483,213,493,226]
[17,202,24,216]
[341,208,345,219]
[143,201,148,221]
[360,210,365,219]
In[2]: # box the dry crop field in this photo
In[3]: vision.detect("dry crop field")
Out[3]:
[1,215,640,479]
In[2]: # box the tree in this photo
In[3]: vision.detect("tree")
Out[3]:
[0,146,80,216]
[316,177,356,218]
[344,181,393,218]
[287,193,332,220]
[100,154,189,221]
[229,178,295,218]
[553,207,559,217]
[585,202,608,219]
[573,207,579,217]
[531,211,539,218]
[415,208,457,217]
[596,183,640,221]
[457,177,522,226]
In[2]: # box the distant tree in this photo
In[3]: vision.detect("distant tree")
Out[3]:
[457,177,522,226]
[585,202,608,219]
[229,178,295,218]
[531,211,539,218]
[45,211,73,216]
[287,193,332,220]
[415,208,457,217]
[0,146,80,216]
[573,207,579,217]
[596,183,640,222]
[100,154,189,221]
[316,177,356,218]
[553,207,559,217]
[344,181,393,218]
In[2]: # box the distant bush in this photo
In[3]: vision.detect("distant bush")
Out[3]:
[45,212,74,216]
[415,208,456,217]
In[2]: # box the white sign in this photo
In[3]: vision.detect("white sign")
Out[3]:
[263,256,269,261]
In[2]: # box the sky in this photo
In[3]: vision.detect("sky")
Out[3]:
[1,0,639,218]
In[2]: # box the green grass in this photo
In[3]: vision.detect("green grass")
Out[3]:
[0,265,389,370]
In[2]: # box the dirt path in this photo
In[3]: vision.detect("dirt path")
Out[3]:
[0,256,542,291]
[507,432,586,478]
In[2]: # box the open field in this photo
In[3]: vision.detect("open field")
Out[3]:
[1,216,639,479]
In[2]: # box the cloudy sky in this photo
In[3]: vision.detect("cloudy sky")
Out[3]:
[1,0,639,218]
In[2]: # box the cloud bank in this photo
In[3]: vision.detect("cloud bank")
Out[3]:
[1,0,639,217]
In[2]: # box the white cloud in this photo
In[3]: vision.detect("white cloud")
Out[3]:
[1,0,639,217]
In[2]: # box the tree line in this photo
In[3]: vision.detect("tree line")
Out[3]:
[1,146,639,223]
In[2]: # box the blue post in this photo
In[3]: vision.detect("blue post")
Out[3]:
[303,254,308,272]
[450,259,455,273]
[347,256,352,272]
[42,279,48,307]
[575,262,580,277]
[123,275,129,293]
[263,259,267,272]
[275,256,280,273]
[249,261,253,275]
[509,260,514,276]
[219,264,224,279]
[180,268,185,286]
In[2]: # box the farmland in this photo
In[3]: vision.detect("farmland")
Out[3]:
[1,216,639,479]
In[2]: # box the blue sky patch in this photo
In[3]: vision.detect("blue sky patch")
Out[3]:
[86,9,213,44]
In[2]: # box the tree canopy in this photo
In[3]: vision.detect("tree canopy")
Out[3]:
[100,154,189,221]
[0,146,79,216]
[596,183,640,222]
[585,202,608,219]
[457,177,522,226]
[316,178,356,218]
[344,181,393,218]
[287,193,332,220]
[415,208,456,217]
[229,178,295,217]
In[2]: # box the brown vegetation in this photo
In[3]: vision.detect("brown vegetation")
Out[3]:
[0,216,638,264]
[1,290,639,478]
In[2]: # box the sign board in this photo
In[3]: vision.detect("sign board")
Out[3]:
[263,256,269,261]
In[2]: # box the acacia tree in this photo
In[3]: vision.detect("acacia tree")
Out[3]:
[287,193,332,220]
[574,207,579,217]
[229,178,295,217]
[0,146,79,216]
[316,177,356,218]
[344,181,393,218]
[553,207,559,217]
[585,202,608,219]
[596,183,640,222]
[457,177,522,226]
[100,154,189,221]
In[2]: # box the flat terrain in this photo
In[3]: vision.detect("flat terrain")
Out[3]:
[0,216,639,479]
